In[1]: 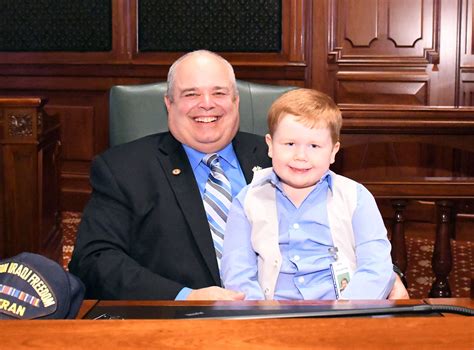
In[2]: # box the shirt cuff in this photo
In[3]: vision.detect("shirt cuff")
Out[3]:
[175,287,193,300]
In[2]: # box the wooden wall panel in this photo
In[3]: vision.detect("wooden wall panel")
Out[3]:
[329,0,439,64]
[326,0,440,105]
[388,0,423,47]
[52,106,95,160]
[40,138,62,259]
[44,92,110,211]
[344,0,378,47]
[460,73,474,105]
[460,0,474,64]
[336,142,469,181]
[336,106,474,175]
[336,71,429,104]
[46,104,96,211]
[460,0,474,105]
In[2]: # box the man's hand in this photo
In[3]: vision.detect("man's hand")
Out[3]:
[186,286,246,300]
[388,274,410,299]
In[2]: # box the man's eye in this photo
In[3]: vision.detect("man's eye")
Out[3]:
[184,93,198,98]
[214,91,227,96]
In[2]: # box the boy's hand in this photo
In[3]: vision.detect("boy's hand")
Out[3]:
[186,286,245,300]
[388,275,410,299]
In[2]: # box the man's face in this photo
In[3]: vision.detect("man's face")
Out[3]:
[165,54,240,154]
[265,113,340,194]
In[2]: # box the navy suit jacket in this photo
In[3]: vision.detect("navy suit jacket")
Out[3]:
[69,131,271,299]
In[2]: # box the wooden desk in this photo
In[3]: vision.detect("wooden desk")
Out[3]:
[1,300,472,349]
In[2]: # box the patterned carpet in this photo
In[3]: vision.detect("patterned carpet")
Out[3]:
[61,211,82,271]
[405,237,472,298]
[60,211,473,299]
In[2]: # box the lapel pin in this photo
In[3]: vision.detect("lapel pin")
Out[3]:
[172,168,181,176]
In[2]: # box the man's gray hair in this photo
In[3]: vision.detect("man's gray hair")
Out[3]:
[166,50,239,101]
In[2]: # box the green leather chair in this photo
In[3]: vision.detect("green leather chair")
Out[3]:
[109,80,296,146]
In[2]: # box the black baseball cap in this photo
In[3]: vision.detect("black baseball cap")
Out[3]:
[0,252,85,319]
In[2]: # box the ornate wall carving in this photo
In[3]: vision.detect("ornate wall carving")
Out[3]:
[7,114,33,137]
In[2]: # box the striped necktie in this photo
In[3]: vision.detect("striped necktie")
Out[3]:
[203,153,232,267]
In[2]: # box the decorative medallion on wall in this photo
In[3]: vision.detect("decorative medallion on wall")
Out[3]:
[138,0,281,52]
[0,0,112,52]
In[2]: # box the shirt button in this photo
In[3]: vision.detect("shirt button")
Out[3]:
[298,276,305,284]
[294,255,300,261]
[293,223,300,229]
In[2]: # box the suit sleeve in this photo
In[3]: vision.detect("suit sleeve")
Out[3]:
[68,155,184,300]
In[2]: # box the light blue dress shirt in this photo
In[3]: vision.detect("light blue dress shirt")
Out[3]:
[175,143,246,300]
[221,169,395,300]
[181,143,246,198]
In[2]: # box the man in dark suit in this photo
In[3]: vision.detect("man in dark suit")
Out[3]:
[70,50,409,300]
[69,50,269,300]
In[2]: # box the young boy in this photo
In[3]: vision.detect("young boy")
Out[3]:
[221,88,395,300]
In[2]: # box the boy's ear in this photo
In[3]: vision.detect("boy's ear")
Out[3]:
[265,134,273,158]
[330,141,340,164]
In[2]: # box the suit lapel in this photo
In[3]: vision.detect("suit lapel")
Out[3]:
[155,134,221,285]
[154,132,268,287]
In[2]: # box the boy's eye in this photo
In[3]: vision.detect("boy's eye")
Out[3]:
[285,142,294,146]
[311,144,320,148]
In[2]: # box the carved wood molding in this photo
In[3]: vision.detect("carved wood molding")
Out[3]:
[339,105,474,135]
[328,0,440,65]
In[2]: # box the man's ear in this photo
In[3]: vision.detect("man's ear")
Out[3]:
[330,141,341,164]
[164,95,172,111]
[265,134,273,158]
[234,93,240,105]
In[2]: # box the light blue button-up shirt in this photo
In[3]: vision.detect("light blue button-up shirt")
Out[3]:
[222,169,395,300]
[175,143,246,300]
[182,143,246,198]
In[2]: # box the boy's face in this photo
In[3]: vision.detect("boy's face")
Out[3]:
[265,113,340,193]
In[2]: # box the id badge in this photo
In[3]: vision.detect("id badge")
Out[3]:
[330,259,352,300]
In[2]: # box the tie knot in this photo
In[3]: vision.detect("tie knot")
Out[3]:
[203,153,219,169]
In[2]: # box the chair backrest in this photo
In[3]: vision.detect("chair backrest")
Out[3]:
[109,80,296,146]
